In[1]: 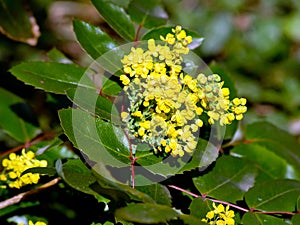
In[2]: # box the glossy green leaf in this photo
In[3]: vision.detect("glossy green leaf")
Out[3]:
[58,108,131,167]
[136,183,171,206]
[66,88,121,124]
[91,0,135,41]
[128,0,168,29]
[245,122,300,178]
[231,143,295,182]
[114,203,179,224]
[0,88,40,142]
[242,212,289,225]
[56,159,111,208]
[57,159,97,195]
[47,48,73,64]
[142,26,204,50]
[245,179,300,212]
[193,155,257,202]
[189,197,213,219]
[73,20,118,59]
[9,62,95,94]
[0,0,40,45]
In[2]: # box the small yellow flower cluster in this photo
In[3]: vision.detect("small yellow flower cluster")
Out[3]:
[0,149,47,189]
[18,220,47,225]
[201,203,235,225]
[120,26,247,157]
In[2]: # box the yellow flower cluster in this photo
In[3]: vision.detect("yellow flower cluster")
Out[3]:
[120,26,247,157]
[201,203,235,225]
[0,149,48,189]
[18,220,47,225]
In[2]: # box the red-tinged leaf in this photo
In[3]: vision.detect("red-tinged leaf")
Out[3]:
[0,0,40,45]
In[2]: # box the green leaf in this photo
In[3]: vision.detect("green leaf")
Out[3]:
[135,183,172,206]
[193,155,257,202]
[57,159,97,195]
[134,138,219,178]
[189,197,213,219]
[58,108,131,167]
[292,214,300,225]
[114,203,179,224]
[0,88,40,142]
[242,212,289,225]
[73,20,118,59]
[91,0,135,41]
[9,62,95,94]
[22,167,57,177]
[47,48,73,64]
[244,179,300,212]
[142,26,204,50]
[66,88,121,124]
[0,0,40,45]
[179,214,208,225]
[178,138,219,173]
[245,122,300,179]
[101,76,122,96]
[128,0,168,29]
[231,143,296,181]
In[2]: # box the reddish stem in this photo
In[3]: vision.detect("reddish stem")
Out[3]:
[0,132,58,157]
[134,24,143,47]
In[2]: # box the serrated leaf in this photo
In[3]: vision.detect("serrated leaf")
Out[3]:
[91,0,135,41]
[242,212,289,225]
[9,62,95,94]
[245,179,300,212]
[245,122,300,178]
[58,108,131,167]
[0,88,40,142]
[231,143,296,181]
[0,0,40,45]
[136,183,172,206]
[193,155,257,202]
[73,20,118,59]
[142,26,204,50]
[66,88,121,124]
[128,0,168,29]
[114,203,179,224]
